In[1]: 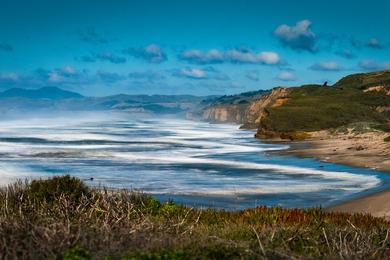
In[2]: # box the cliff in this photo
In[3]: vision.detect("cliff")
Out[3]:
[202,87,290,129]
[201,70,390,140]
[202,104,247,123]
[242,87,290,128]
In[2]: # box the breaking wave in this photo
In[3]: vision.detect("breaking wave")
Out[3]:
[0,112,387,209]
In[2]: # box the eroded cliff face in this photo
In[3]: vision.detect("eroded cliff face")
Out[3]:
[202,104,247,124]
[202,87,291,129]
[243,87,290,128]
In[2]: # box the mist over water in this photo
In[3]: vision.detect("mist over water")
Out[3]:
[0,112,389,209]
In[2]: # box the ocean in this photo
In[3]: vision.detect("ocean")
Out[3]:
[0,112,389,210]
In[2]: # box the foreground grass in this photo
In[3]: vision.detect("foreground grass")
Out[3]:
[1,176,390,259]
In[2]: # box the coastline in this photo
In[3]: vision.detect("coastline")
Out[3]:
[282,130,390,219]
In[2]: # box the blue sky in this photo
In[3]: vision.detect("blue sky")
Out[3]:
[0,0,389,96]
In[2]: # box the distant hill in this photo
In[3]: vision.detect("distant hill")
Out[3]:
[201,89,269,106]
[0,87,213,116]
[0,87,84,100]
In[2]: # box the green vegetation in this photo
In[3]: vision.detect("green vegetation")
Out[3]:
[27,175,90,203]
[333,70,390,90]
[1,176,390,259]
[260,71,390,133]
[203,89,269,106]
[329,122,390,135]
[385,136,390,142]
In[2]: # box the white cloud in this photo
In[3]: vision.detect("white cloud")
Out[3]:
[246,70,260,81]
[358,60,390,70]
[179,49,224,64]
[172,66,229,80]
[179,68,206,79]
[0,72,19,81]
[367,38,385,49]
[310,61,343,71]
[274,20,316,52]
[276,71,296,81]
[179,48,282,65]
[123,44,167,63]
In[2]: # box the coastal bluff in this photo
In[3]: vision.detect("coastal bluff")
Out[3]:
[201,70,390,141]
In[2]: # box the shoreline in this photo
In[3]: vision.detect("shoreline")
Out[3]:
[280,130,390,218]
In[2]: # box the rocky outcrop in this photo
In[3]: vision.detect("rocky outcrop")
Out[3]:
[364,85,390,96]
[376,106,390,113]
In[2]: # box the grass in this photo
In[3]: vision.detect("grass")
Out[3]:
[1,176,390,259]
[261,80,390,133]
[255,70,390,134]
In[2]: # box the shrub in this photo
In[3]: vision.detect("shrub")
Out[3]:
[62,246,91,260]
[384,136,390,142]
[122,249,186,260]
[27,175,90,203]
[160,201,184,216]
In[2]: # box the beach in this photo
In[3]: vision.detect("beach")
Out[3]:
[326,189,390,219]
[287,130,390,173]
[286,130,390,219]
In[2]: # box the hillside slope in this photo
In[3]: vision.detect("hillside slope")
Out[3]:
[201,70,390,139]
[257,71,390,138]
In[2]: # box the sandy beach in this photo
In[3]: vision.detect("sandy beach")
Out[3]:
[288,130,390,173]
[326,189,390,219]
[286,130,390,219]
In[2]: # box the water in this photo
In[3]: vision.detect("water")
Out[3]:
[0,112,389,210]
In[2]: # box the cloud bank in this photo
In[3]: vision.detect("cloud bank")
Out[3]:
[179,48,282,65]
[123,44,167,63]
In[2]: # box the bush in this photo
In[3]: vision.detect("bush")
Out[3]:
[27,175,90,203]
[160,201,184,216]
[384,136,390,142]
[122,249,186,260]
[62,246,91,260]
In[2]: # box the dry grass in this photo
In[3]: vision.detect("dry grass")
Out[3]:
[1,176,390,259]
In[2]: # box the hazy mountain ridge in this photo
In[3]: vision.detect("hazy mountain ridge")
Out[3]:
[0,87,84,100]
[0,87,212,115]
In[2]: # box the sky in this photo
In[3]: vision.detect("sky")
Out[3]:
[0,0,389,96]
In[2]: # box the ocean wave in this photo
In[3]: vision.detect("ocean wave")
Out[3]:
[0,114,385,208]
